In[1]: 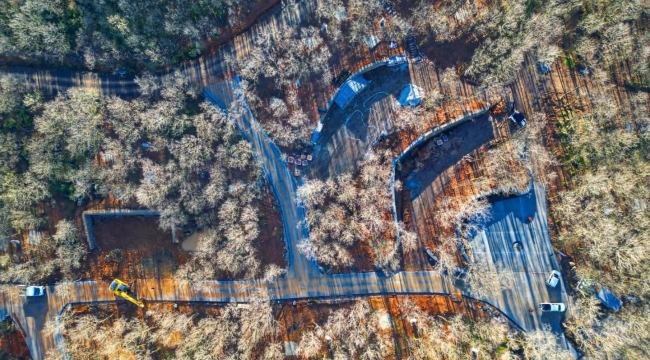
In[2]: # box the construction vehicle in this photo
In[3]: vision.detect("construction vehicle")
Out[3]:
[109,279,144,308]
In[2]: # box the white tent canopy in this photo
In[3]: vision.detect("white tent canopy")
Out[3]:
[398,84,424,107]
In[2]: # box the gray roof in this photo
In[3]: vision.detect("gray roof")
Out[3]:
[334,75,370,109]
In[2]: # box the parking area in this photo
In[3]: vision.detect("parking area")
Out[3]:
[470,183,568,336]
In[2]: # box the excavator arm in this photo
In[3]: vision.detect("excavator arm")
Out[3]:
[109,279,145,308]
[115,290,144,308]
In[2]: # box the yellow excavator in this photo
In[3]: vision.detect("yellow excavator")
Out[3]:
[109,279,144,308]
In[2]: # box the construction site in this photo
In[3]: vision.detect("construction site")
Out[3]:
[1,0,649,359]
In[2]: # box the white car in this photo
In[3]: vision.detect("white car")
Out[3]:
[22,285,46,297]
[539,303,566,312]
[546,270,561,287]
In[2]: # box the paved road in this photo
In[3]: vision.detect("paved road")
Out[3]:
[0,0,320,97]
[471,183,568,336]
[204,79,320,279]
[0,1,571,356]
[0,78,568,359]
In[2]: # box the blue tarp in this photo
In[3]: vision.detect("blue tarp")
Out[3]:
[398,84,424,107]
[334,75,370,109]
[597,287,622,311]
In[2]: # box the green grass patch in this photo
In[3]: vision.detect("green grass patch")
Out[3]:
[564,55,576,69]
[525,0,542,16]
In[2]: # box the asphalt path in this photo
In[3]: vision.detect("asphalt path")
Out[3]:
[0,0,320,97]
[204,79,321,279]
[0,78,569,359]
[0,180,566,359]
[0,0,571,356]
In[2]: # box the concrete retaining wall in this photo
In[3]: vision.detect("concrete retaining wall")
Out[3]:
[390,105,492,248]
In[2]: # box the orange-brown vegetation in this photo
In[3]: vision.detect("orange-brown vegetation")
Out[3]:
[0,319,30,360]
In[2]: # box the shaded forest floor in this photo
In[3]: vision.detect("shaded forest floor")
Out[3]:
[64,294,509,360]
[0,319,30,360]
[20,178,285,283]
[0,0,284,73]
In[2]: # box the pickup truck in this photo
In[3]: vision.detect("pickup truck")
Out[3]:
[539,303,566,312]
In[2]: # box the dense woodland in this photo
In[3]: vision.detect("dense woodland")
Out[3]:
[49,298,568,360]
[1,0,650,358]
[297,149,418,271]
[0,72,273,283]
[0,0,244,70]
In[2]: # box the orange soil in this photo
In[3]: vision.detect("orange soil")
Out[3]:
[0,320,30,359]
[254,186,288,271]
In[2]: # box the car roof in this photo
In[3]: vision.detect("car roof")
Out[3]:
[512,112,526,121]
[25,286,43,295]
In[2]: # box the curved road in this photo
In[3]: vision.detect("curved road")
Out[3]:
[0,0,569,357]
[1,0,320,98]
[0,77,565,360]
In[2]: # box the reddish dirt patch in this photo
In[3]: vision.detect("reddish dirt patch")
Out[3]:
[395,115,499,271]
[79,216,188,281]
[406,295,489,319]
[202,0,283,55]
[0,319,30,360]
[254,186,287,270]
[331,242,376,274]
[278,295,506,357]
[420,33,481,70]
[276,299,357,343]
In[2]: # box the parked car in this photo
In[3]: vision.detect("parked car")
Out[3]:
[546,270,561,288]
[539,303,566,312]
[21,285,45,297]
[509,110,527,127]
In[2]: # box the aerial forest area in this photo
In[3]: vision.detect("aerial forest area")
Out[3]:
[0,0,649,359]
